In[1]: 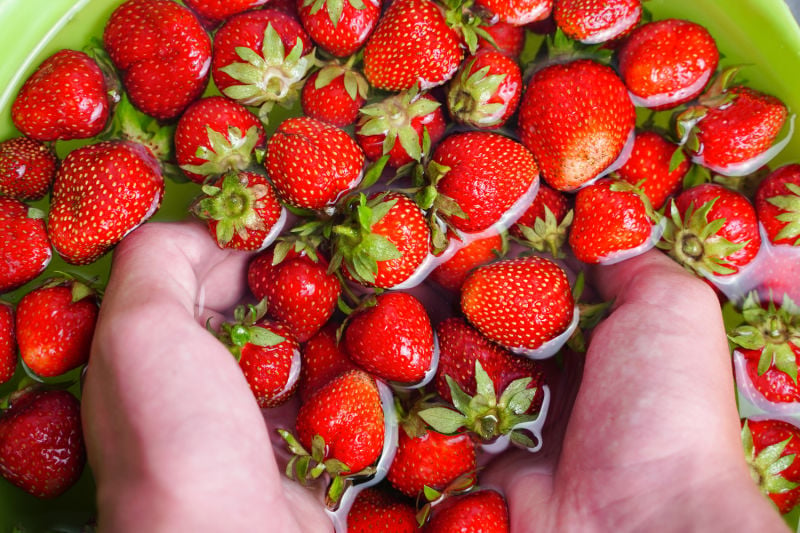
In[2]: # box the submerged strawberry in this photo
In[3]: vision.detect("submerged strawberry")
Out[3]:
[0,198,51,294]
[554,0,641,44]
[755,164,800,246]
[0,137,57,201]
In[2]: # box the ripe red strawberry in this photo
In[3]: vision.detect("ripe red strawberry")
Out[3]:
[658,183,761,278]
[755,164,800,246]
[0,197,51,293]
[11,49,109,142]
[0,302,16,385]
[474,0,552,25]
[743,418,800,514]
[510,183,572,257]
[518,59,635,191]
[347,487,419,533]
[477,20,525,57]
[615,130,689,209]
[362,0,463,91]
[183,0,269,24]
[298,0,382,57]
[617,19,719,110]
[423,489,510,532]
[460,255,574,353]
[331,192,431,288]
[47,140,165,265]
[430,131,539,234]
[344,292,434,383]
[356,89,446,168]
[175,96,266,184]
[16,279,99,378]
[104,0,211,121]
[0,137,58,201]
[297,323,357,402]
[266,116,364,210]
[554,0,641,44]
[301,64,368,127]
[446,49,522,130]
[0,389,85,499]
[430,231,505,292]
[247,245,341,342]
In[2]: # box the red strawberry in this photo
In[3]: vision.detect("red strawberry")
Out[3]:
[183,0,269,24]
[446,49,522,130]
[658,183,761,278]
[297,323,357,402]
[247,245,341,342]
[423,489,510,532]
[755,164,800,246]
[47,140,165,265]
[430,231,505,292]
[175,96,266,184]
[518,59,635,191]
[356,89,446,168]
[0,302,15,385]
[460,255,574,353]
[301,64,368,127]
[554,0,641,44]
[16,279,99,378]
[11,49,109,142]
[509,183,572,257]
[347,487,419,533]
[298,0,382,57]
[266,116,364,210]
[362,0,463,91]
[0,137,58,201]
[0,389,85,499]
[477,20,525,57]
[104,0,211,120]
[474,0,552,25]
[615,130,689,209]
[344,292,434,384]
[743,418,800,514]
[617,19,719,110]
[0,197,51,293]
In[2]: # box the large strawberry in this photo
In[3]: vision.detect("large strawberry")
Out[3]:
[104,0,212,121]
[510,183,572,258]
[755,164,800,246]
[347,487,419,533]
[423,488,510,532]
[16,278,99,378]
[0,137,57,201]
[182,0,269,25]
[518,59,635,191]
[0,389,85,499]
[0,197,51,294]
[743,418,800,514]
[554,0,641,44]
[429,231,505,292]
[266,116,364,210]
[301,63,369,127]
[297,323,357,402]
[11,49,110,142]
[474,0,552,25]
[298,0,382,57]
[0,302,15,385]
[47,140,165,265]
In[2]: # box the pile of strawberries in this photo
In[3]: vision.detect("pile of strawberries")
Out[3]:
[2,0,800,529]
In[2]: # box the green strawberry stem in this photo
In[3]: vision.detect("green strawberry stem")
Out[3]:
[193,173,272,245]
[217,301,284,360]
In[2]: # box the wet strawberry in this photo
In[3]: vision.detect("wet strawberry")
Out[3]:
[423,489,510,532]
[477,20,525,57]
[475,0,552,25]
[743,418,800,514]
[298,0,382,57]
[510,183,572,258]
[615,130,689,209]
[430,231,505,292]
[347,487,419,532]
[755,164,800,246]
[301,64,368,127]
[297,323,357,402]
[0,137,58,201]
[0,302,16,385]
[554,0,641,44]
[183,0,269,25]
[0,198,51,294]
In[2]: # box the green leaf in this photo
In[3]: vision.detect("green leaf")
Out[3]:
[248,326,285,347]
[418,407,467,434]
[446,375,472,414]
[473,361,496,401]
[397,126,422,162]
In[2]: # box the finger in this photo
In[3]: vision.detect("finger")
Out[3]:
[589,248,694,304]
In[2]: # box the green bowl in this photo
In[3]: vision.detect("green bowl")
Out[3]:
[0,0,799,530]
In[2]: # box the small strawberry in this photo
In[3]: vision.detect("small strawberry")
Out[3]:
[0,302,16,385]
[554,0,641,44]
[617,18,719,110]
[518,59,635,191]
[47,140,165,265]
[422,489,510,532]
[755,164,800,246]
[298,0,382,57]
[476,20,525,57]
[460,255,574,354]
[182,0,269,25]
[0,137,58,201]
[11,49,110,142]
[743,418,800,514]
[104,0,212,120]
[509,183,572,258]
[0,198,51,294]
[474,0,552,25]
[0,389,85,499]
[347,487,419,533]
[297,323,357,402]
[175,96,266,184]
[265,116,364,210]
[429,231,505,292]
[16,278,99,378]
[301,63,369,127]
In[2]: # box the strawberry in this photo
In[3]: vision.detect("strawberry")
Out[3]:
[356,88,446,168]
[174,96,266,184]
[16,279,99,378]
[474,0,552,25]
[347,487,419,533]
[0,389,85,499]
[47,140,165,265]
[430,131,539,234]
[658,183,761,278]
[247,245,341,342]
[298,0,382,57]
[0,197,51,294]
[104,0,212,121]
[743,418,800,514]
[617,19,719,110]
[518,59,635,191]
[265,116,364,210]
[0,137,58,201]
[423,489,510,532]
[446,49,522,130]
[362,0,463,91]
[301,64,368,127]
[476,20,525,57]
[460,255,574,353]
[344,291,434,384]
[429,231,505,292]
[553,0,641,44]
[755,164,800,247]
[297,323,357,402]
[182,0,269,24]
[615,130,689,210]
[11,49,109,142]
[0,302,15,385]
[509,183,572,258]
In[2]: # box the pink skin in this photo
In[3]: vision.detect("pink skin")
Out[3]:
[83,224,783,532]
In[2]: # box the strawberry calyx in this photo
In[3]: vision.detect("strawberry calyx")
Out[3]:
[414,160,469,253]
[303,0,368,27]
[217,300,285,360]
[513,206,574,258]
[767,182,800,245]
[313,59,369,102]
[180,124,264,178]
[415,472,478,526]
[441,0,493,54]
[742,420,799,497]
[675,67,741,154]
[40,274,102,302]
[446,57,508,128]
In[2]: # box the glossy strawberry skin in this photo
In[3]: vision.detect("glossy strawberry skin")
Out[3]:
[12,49,109,142]
[474,0,552,25]
[509,182,570,239]
[477,20,525,57]
[239,320,300,408]
[755,164,800,246]
[747,419,800,514]
[554,0,641,44]
[183,0,269,24]
[298,0,382,57]
[0,197,51,294]
[104,0,212,120]
[741,346,800,404]
[347,487,419,533]
[0,137,58,201]
[423,489,510,533]
[298,323,357,402]
[615,130,688,209]
[301,69,366,127]
[0,302,15,385]
[430,232,504,292]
